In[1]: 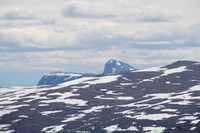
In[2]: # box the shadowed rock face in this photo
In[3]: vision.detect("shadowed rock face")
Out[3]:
[103,59,134,74]
[1,60,200,133]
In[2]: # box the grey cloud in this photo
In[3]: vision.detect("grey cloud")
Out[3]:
[135,6,183,22]
[62,3,116,18]
[0,8,37,20]
[0,21,198,51]
[0,8,57,26]
[62,2,183,22]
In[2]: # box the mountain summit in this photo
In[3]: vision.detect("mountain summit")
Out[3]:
[103,59,134,74]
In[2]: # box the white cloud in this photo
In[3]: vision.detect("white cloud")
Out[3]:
[0,27,79,48]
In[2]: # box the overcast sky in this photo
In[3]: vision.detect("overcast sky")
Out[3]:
[0,0,200,86]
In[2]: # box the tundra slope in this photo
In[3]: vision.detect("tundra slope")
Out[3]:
[0,60,200,133]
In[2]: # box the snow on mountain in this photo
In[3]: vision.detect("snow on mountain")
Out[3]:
[103,59,135,74]
[1,60,200,133]
[38,72,93,85]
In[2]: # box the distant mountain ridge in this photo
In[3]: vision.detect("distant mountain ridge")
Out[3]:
[38,59,134,85]
[38,72,93,85]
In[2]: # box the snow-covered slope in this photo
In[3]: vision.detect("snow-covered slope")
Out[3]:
[38,72,92,85]
[1,60,200,133]
[103,59,134,74]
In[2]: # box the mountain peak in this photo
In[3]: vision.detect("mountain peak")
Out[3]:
[103,59,135,74]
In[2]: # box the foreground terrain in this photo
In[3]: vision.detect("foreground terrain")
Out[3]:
[0,60,200,133]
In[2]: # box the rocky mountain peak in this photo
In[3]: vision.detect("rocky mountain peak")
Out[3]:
[103,59,135,74]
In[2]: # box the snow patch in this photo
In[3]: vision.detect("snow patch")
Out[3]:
[143,126,166,133]
[59,77,95,87]
[106,90,123,95]
[120,83,134,86]
[62,113,85,123]
[12,119,21,123]
[40,110,62,116]
[133,113,177,120]
[144,93,174,99]
[170,100,192,105]
[162,66,187,76]
[104,125,118,133]
[71,85,90,89]
[0,109,18,118]
[190,127,196,130]
[100,89,107,91]
[116,96,134,100]
[134,67,162,72]
[176,121,186,124]
[81,105,110,114]
[38,104,49,107]
[19,115,28,118]
[41,124,65,133]
[85,75,121,85]
[41,98,87,106]
[115,109,135,115]
[116,61,121,66]
[104,124,139,132]
[188,85,200,92]
[127,126,139,131]
[161,109,178,112]
[152,105,165,110]
[95,95,116,100]
[191,119,200,124]
[179,116,198,120]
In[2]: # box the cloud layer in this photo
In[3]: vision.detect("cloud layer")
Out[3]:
[62,2,183,22]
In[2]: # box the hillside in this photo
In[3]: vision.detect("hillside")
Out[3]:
[0,60,200,133]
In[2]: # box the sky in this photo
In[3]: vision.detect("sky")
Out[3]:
[0,0,200,86]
